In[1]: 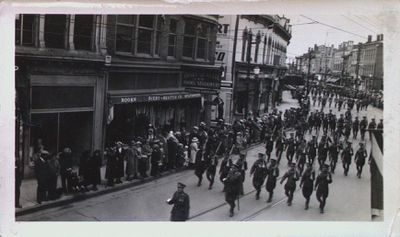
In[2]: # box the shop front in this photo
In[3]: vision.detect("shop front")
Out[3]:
[106,90,201,145]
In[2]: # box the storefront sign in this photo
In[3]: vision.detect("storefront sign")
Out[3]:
[182,66,221,89]
[110,93,201,105]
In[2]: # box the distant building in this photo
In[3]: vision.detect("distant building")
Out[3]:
[216,15,292,122]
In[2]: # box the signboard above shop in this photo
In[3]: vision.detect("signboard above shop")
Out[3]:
[109,92,201,105]
[182,65,222,90]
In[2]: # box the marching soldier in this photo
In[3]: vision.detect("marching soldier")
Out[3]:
[307,136,318,165]
[236,153,248,195]
[360,116,368,140]
[341,141,354,176]
[315,164,333,213]
[266,158,280,203]
[166,182,190,221]
[285,133,296,165]
[223,164,243,217]
[206,151,218,189]
[300,163,315,210]
[329,140,340,174]
[219,153,233,190]
[297,145,307,175]
[368,118,377,130]
[317,136,330,167]
[352,116,360,139]
[265,134,274,161]
[194,148,206,186]
[280,162,300,206]
[377,119,383,130]
[250,153,268,200]
[355,142,368,178]
[275,133,286,164]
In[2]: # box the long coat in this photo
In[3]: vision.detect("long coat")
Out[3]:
[265,165,279,192]
[300,169,315,198]
[224,169,242,203]
[125,147,139,176]
[250,159,267,190]
[115,148,125,178]
[167,191,190,221]
[86,152,102,185]
[315,172,333,198]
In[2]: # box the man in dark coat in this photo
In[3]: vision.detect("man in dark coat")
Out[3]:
[341,141,353,176]
[219,153,232,191]
[315,164,333,213]
[280,162,299,206]
[355,143,368,178]
[59,147,73,193]
[377,119,383,130]
[275,133,286,164]
[300,163,315,210]
[265,135,274,161]
[150,144,162,177]
[236,153,248,195]
[86,150,102,190]
[223,164,242,217]
[166,182,190,221]
[265,158,280,203]
[115,142,125,183]
[34,151,49,204]
[105,147,117,187]
[250,153,267,200]
[194,149,206,187]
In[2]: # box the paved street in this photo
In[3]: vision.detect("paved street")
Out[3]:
[17,92,382,221]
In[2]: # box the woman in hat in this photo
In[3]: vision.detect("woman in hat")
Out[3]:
[189,137,199,169]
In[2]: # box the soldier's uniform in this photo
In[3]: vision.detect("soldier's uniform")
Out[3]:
[167,182,190,221]
[341,142,354,176]
[360,116,368,140]
[329,141,340,174]
[280,163,300,206]
[265,158,280,203]
[250,153,268,200]
[236,154,248,195]
[317,138,330,167]
[377,119,383,130]
[368,118,377,130]
[300,163,315,210]
[205,152,218,189]
[307,136,318,165]
[265,135,274,161]
[285,133,296,165]
[315,165,333,213]
[354,143,368,178]
[275,135,286,164]
[219,154,232,189]
[352,117,360,139]
[223,164,243,217]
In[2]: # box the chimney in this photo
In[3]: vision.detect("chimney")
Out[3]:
[367,35,372,42]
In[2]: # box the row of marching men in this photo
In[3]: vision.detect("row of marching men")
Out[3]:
[190,127,370,217]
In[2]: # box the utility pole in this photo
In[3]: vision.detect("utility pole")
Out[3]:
[245,30,253,118]
[230,15,239,123]
[306,47,312,95]
[341,45,346,87]
[355,42,362,91]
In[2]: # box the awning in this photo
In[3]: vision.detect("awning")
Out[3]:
[108,91,201,105]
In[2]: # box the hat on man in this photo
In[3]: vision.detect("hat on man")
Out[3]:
[193,126,199,130]
[177,182,186,188]
[116,141,123,146]
[258,153,265,158]
[136,141,142,146]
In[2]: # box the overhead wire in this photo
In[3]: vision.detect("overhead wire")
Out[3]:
[341,15,377,34]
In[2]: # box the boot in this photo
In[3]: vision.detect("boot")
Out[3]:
[267,193,273,203]
[305,201,309,210]
[229,208,234,217]
[256,191,260,200]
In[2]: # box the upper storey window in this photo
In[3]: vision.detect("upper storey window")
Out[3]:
[74,15,94,51]
[44,15,67,49]
[15,14,35,46]
[183,19,211,60]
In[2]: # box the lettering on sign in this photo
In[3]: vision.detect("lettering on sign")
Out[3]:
[182,67,221,89]
[113,93,201,104]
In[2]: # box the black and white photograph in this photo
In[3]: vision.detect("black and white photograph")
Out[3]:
[13,13,384,222]
[1,0,399,236]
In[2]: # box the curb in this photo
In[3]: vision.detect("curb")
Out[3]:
[16,142,264,217]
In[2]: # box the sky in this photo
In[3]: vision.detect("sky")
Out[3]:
[286,14,384,62]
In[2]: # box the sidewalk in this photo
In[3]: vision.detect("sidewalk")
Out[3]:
[16,91,301,216]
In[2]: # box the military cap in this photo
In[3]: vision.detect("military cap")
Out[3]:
[193,126,199,130]
[200,122,206,127]
[177,182,186,188]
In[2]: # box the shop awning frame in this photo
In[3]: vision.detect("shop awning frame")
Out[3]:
[108,90,202,105]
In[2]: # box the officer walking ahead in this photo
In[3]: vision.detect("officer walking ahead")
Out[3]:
[250,153,268,200]
[223,164,243,217]
[166,182,190,221]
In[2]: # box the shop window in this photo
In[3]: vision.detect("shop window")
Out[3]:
[15,14,35,46]
[44,14,67,49]
[116,15,135,53]
[168,19,177,57]
[73,15,94,51]
[31,86,94,109]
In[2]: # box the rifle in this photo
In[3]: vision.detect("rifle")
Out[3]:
[215,141,222,155]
